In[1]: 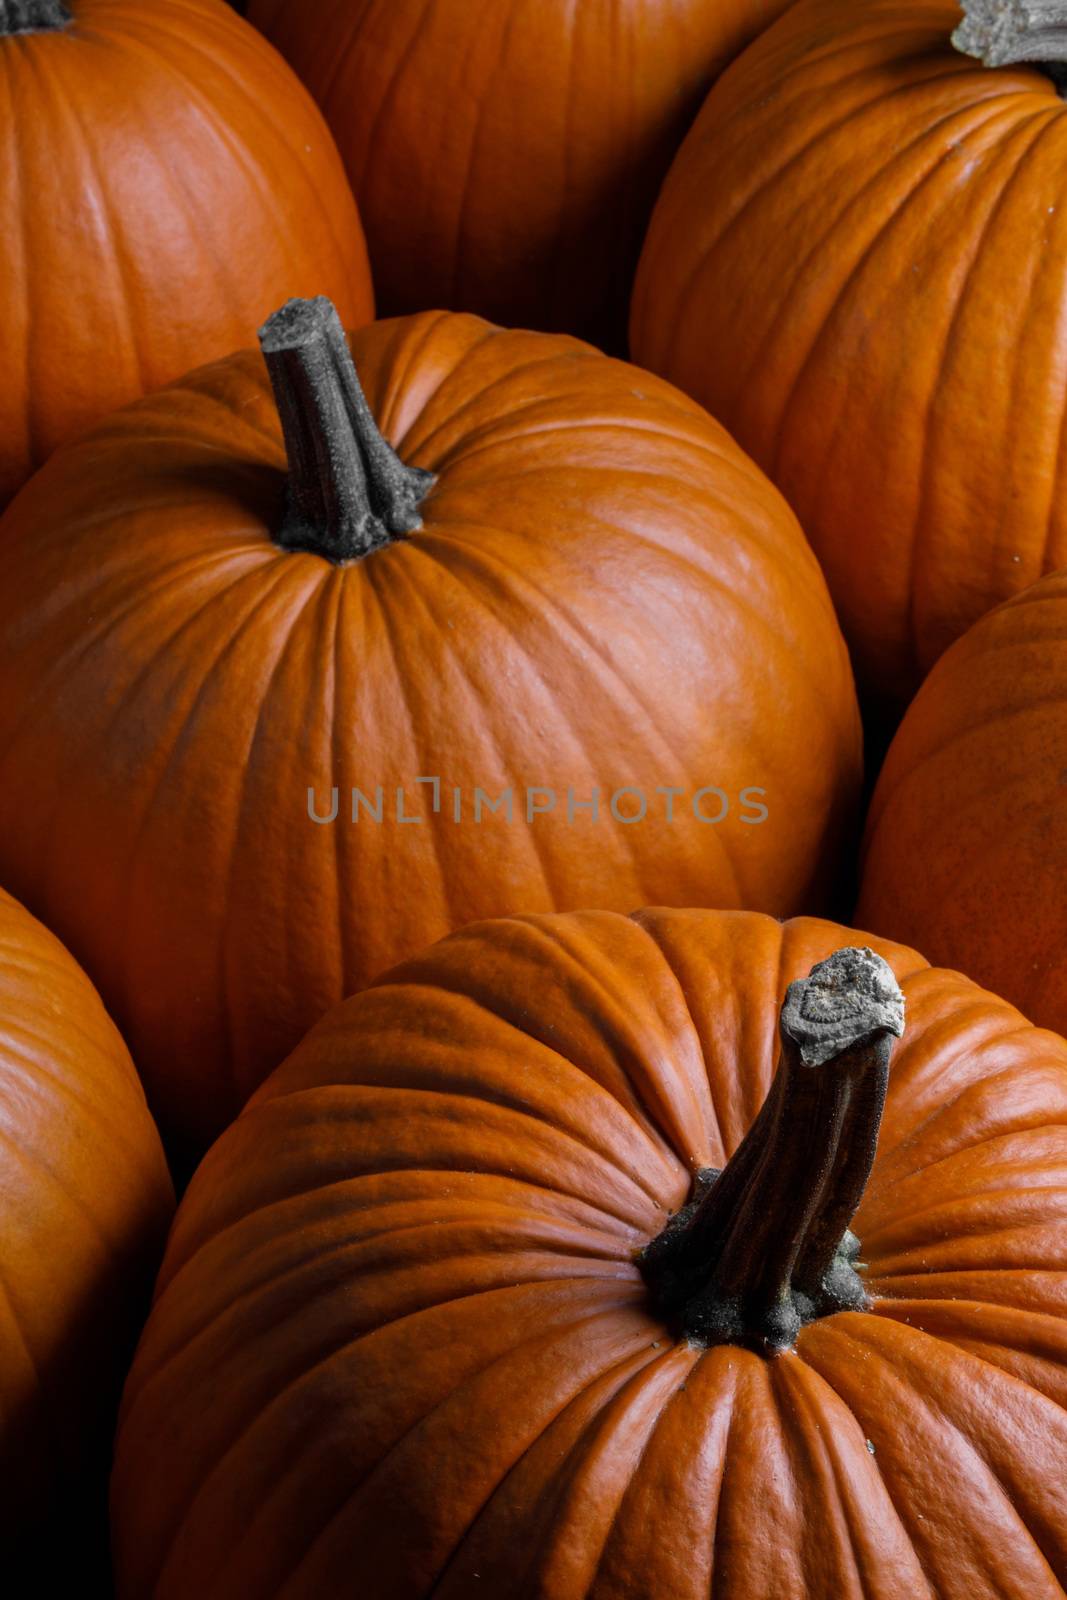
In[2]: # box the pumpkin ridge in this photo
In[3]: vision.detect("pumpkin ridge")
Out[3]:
[356,545,468,942]
[905,103,1065,675]
[308,565,347,1003]
[431,500,778,767]
[219,562,345,1111]
[100,6,372,355]
[0,541,278,789]
[272,1079,679,1220]
[765,96,1029,492]
[441,913,713,1171]
[819,98,1043,681]
[60,71,153,396]
[147,1292,652,1596]
[863,679,1067,842]
[77,15,280,338]
[0,1017,158,1163]
[629,909,760,1164]
[102,556,324,1105]
[4,57,31,471]
[346,0,437,200]
[0,1119,123,1298]
[564,911,727,1169]
[443,3,514,314]
[872,1112,1067,1221]
[769,98,1045,526]
[516,1348,705,1598]
[369,532,607,912]
[657,72,1019,389]
[431,1342,696,1598]
[357,960,694,1165]
[400,348,608,469]
[874,1045,1067,1188]
[151,1226,642,1406]
[269,1305,663,1595]
[148,1182,648,1382]
[783,1331,943,1598]
[65,556,313,1107]
[870,1206,1067,1280]
[143,1204,643,1405]
[14,30,150,425]
[862,1176,1067,1252]
[769,1353,894,1596]
[375,310,474,452]
[397,526,734,904]
[804,1312,1067,1588]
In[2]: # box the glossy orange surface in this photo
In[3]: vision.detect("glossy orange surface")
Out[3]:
[632,0,1067,705]
[0,311,860,1152]
[248,0,790,349]
[0,885,173,1539]
[112,908,1067,1597]
[860,568,1067,1040]
[0,0,373,504]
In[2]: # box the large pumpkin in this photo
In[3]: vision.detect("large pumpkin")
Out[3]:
[859,566,1067,1040]
[0,0,372,506]
[0,298,860,1155]
[0,885,173,1561]
[631,0,1067,707]
[246,0,791,351]
[111,908,1067,1597]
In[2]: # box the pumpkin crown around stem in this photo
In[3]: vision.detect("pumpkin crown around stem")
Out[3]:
[0,0,71,34]
[641,947,905,1354]
[258,296,435,564]
[953,0,1067,93]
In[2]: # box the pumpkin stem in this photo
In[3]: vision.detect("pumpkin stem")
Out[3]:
[953,0,1067,94]
[258,296,435,563]
[641,947,905,1353]
[0,0,72,32]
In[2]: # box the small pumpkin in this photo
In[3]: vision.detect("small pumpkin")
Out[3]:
[0,885,173,1555]
[246,0,792,351]
[111,908,1067,1597]
[859,566,1067,1041]
[0,0,372,506]
[0,298,860,1156]
[631,0,1067,707]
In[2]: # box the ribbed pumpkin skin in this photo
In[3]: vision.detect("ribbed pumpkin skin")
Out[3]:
[859,570,1067,1039]
[111,908,1067,1599]
[0,312,860,1154]
[246,0,790,351]
[631,0,1067,706]
[0,885,173,1539]
[0,0,373,506]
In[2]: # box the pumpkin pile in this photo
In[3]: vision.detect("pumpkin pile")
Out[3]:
[1,0,1066,1594]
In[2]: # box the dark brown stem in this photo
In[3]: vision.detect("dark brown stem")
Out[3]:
[258,296,434,564]
[641,947,905,1353]
[953,1,1067,95]
[0,0,71,32]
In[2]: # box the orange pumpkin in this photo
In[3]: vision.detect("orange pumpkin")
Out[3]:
[631,0,1067,707]
[859,566,1067,1040]
[0,885,173,1559]
[112,908,1067,1597]
[247,0,791,351]
[0,297,860,1156]
[0,0,372,506]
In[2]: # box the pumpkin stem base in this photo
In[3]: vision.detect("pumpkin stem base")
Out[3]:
[641,947,904,1354]
[0,0,71,32]
[953,0,1067,95]
[259,297,435,565]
